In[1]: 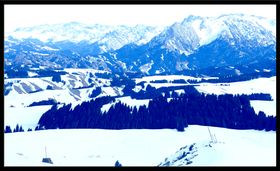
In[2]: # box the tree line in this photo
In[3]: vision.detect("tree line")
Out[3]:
[36,86,276,132]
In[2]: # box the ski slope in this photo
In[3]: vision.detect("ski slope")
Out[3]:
[4,125,276,166]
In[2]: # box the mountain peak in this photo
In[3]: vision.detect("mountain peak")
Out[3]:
[182,15,204,23]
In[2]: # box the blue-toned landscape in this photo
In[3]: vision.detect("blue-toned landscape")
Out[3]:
[4,5,276,166]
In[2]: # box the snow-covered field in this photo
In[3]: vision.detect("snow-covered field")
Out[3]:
[4,125,276,166]
[4,105,52,131]
[194,76,276,116]
[250,100,276,116]
[4,74,276,166]
[134,75,218,84]
[195,77,276,100]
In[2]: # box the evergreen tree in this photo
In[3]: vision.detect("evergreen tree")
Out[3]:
[4,125,12,133]
[89,87,102,98]
[46,85,53,90]
[14,124,20,132]
[37,85,276,131]
[19,125,24,132]
[176,119,185,132]
[52,74,61,83]
[115,160,122,167]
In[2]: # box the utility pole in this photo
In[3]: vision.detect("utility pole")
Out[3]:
[45,146,47,158]
[213,134,217,143]
[42,146,53,164]
[207,127,214,143]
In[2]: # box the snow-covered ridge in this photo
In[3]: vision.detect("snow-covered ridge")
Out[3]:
[5,22,165,52]
[5,14,275,55]
[150,14,275,56]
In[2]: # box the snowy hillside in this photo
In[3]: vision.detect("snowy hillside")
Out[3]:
[195,76,276,116]
[158,126,276,166]
[4,73,276,131]
[4,125,276,166]
[4,69,117,130]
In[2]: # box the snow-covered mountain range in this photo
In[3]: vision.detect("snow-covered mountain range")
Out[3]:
[5,22,164,52]
[149,14,275,56]
[4,14,276,76]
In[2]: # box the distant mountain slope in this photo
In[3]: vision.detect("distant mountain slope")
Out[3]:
[4,14,276,76]
[107,14,275,75]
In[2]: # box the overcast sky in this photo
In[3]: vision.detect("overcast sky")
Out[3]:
[5,5,276,32]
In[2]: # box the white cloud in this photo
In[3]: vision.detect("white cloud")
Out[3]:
[4,5,276,32]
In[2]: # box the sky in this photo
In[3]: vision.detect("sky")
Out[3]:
[4,5,276,32]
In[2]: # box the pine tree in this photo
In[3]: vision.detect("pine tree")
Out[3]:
[52,74,61,83]
[4,125,12,133]
[115,160,122,167]
[176,117,185,132]
[14,124,20,132]
[19,125,24,132]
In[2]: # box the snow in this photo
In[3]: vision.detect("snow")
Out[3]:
[187,127,276,166]
[5,74,276,129]
[4,70,114,131]
[27,71,38,77]
[4,105,52,130]
[195,77,276,116]
[40,46,59,51]
[5,89,78,108]
[7,23,164,51]
[100,87,123,97]
[101,96,150,113]
[139,61,154,74]
[174,89,185,95]
[118,96,150,108]
[148,83,189,89]
[135,75,201,84]
[250,100,276,116]
[249,16,276,37]
[63,68,109,74]
[4,69,276,166]
[155,70,161,74]
[191,17,227,46]
[4,125,276,166]
[30,51,49,56]
[160,54,164,60]
[5,77,52,92]
[132,85,142,93]
[5,48,10,53]
[195,76,276,100]
[4,87,80,128]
